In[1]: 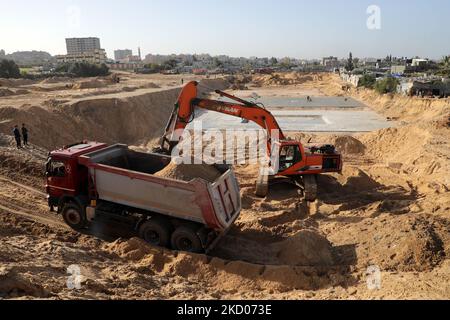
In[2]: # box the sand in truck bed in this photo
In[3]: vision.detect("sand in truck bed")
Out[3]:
[154,161,222,183]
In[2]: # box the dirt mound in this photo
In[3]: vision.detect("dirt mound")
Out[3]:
[0,78,35,87]
[0,88,15,97]
[39,76,72,84]
[155,161,222,183]
[73,79,107,89]
[334,136,366,155]
[340,214,448,272]
[253,72,316,86]
[0,267,50,298]
[105,237,160,261]
[272,230,334,266]
[140,82,161,89]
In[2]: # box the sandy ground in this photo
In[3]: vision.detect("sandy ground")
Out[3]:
[0,72,449,300]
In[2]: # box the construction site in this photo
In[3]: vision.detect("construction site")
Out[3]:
[0,71,449,300]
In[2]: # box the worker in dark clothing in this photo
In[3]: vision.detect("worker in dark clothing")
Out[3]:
[21,124,29,147]
[12,125,21,149]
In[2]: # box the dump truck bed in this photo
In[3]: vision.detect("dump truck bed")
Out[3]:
[78,144,241,231]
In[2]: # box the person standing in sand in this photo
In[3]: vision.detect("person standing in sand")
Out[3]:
[12,125,21,149]
[22,124,29,147]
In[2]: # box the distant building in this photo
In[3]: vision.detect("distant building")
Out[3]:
[322,56,339,69]
[66,37,101,55]
[114,49,132,61]
[398,78,450,97]
[411,58,429,68]
[56,49,107,64]
[110,62,145,71]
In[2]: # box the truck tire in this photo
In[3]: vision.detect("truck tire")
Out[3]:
[171,225,203,253]
[62,203,87,231]
[138,218,171,248]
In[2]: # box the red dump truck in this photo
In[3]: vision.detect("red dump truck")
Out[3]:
[46,142,241,253]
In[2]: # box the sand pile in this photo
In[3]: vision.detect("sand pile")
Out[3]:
[39,76,71,84]
[140,82,161,89]
[253,72,315,87]
[226,75,252,90]
[73,79,107,89]
[339,214,448,272]
[0,88,15,97]
[271,230,334,267]
[0,78,35,87]
[105,237,342,292]
[155,161,222,183]
[334,136,366,155]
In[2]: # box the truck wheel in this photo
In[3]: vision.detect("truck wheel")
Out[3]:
[139,219,171,248]
[171,225,203,253]
[62,203,87,231]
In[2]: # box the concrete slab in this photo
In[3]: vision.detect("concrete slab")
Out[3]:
[218,96,366,109]
[190,95,394,133]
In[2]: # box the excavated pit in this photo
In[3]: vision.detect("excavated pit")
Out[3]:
[1,73,449,299]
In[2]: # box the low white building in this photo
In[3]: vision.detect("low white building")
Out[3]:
[341,73,363,87]
[56,49,107,65]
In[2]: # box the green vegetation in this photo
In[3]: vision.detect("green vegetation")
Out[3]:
[374,77,400,94]
[358,74,376,89]
[346,52,354,71]
[437,55,450,76]
[142,59,179,74]
[0,59,21,78]
[56,62,110,77]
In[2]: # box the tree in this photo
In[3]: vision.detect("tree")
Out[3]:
[270,57,278,66]
[162,59,178,70]
[358,74,376,89]
[213,57,223,68]
[346,52,354,71]
[0,59,21,78]
[55,62,110,77]
[374,77,399,94]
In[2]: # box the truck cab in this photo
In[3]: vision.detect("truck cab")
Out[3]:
[46,142,107,211]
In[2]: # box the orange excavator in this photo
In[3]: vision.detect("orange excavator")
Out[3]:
[156,81,342,202]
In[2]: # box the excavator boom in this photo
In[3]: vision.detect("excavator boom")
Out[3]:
[159,81,286,153]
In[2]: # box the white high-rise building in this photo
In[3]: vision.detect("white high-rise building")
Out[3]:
[66,37,101,55]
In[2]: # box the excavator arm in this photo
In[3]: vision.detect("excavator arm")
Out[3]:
[158,81,286,153]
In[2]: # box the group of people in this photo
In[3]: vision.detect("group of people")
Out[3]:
[12,124,29,149]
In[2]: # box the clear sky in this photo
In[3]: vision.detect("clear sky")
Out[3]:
[1,0,449,59]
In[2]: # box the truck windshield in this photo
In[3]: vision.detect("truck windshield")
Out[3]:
[47,160,66,177]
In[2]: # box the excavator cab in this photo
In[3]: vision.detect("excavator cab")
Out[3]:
[279,144,302,172]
